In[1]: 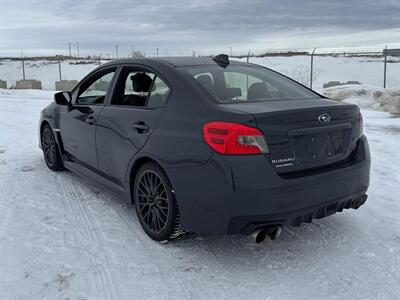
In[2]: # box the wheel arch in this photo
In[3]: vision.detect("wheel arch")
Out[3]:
[40,120,51,137]
[40,119,64,153]
[127,155,172,205]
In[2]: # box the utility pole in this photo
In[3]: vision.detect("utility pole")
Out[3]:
[165,48,168,56]
[230,46,232,57]
[68,42,72,57]
[76,41,80,58]
[156,48,159,57]
[57,56,62,80]
[383,45,387,88]
[21,55,26,80]
[310,48,316,89]
[115,45,119,59]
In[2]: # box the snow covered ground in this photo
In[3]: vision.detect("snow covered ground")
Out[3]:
[0,90,399,300]
[322,84,400,115]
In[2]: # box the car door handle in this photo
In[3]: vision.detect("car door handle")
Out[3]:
[85,116,96,125]
[133,122,150,133]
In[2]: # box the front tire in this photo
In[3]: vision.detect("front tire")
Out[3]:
[134,162,183,241]
[41,124,64,171]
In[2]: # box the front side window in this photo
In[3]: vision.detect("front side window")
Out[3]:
[77,70,116,105]
[112,67,170,107]
[182,65,320,103]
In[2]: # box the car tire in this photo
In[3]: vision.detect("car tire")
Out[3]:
[41,124,64,171]
[134,162,183,241]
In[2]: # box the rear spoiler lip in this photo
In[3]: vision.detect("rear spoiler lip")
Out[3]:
[288,123,352,136]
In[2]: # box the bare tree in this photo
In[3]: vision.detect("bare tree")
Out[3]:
[130,50,146,58]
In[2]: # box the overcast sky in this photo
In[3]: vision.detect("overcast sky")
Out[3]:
[1,0,399,57]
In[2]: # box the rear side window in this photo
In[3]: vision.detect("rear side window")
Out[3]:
[112,67,170,107]
[182,65,320,103]
[123,71,155,95]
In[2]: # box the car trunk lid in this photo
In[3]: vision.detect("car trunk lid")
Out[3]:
[219,98,361,174]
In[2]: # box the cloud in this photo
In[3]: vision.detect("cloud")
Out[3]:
[1,0,399,56]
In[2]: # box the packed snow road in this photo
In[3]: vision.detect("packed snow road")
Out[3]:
[0,90,399,300]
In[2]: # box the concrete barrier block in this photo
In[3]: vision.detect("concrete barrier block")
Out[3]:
[15,80,42,90]
[55,80,79,91]
[0,80,6,89]
[323,81,342,88]
[323,80,361,89]
[345,81,361,85]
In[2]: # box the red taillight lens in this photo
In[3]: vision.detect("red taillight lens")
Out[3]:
[203,121,269,155]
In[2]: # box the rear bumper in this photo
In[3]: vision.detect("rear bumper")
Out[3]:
[166,135,371,234]
[228,193,367,235]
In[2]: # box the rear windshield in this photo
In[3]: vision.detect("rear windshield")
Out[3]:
[181,65,320,103]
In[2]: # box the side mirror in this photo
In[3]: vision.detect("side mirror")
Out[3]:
[54,91,71,106]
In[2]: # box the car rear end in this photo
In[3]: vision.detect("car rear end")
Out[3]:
[170,62,370,236]
[214,100,369,234]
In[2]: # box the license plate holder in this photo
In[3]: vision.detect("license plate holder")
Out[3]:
[290,130,345,163]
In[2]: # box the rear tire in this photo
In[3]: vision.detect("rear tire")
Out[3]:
[134,162,183,241]
[41,124,64,171]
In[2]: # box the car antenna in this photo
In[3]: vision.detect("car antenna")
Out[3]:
[213,54,230,68]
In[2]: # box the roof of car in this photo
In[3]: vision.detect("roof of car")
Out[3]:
[102,56,248,68]
[157,57,247,67]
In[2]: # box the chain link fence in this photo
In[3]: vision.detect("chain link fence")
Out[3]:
[222,46,400,90]
[384,48,400,88]
[0,56,106,90]
[0,45,399,90]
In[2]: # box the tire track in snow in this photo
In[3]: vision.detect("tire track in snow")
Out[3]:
[74,180,198,299]
[0,178,9,237]
[0,164,22,240]
[55,174,119,300]
[0,147,11,238]
[111,200,198,299]
[185,235,243,297]
[0,186,15,239]
[284,217,400,299]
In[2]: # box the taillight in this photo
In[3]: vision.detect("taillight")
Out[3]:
[358,113,363,138]
[203,121,269,155]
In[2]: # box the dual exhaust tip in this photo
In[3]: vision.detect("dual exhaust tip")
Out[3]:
[250,225,283,243]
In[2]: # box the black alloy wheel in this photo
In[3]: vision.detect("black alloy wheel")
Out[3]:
[41,124,64,171]
[134,162,183,241]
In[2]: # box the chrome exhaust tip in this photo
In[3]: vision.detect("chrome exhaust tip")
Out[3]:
[265,225,283,241]
[250,225,283,243]
[351,194,368,210]
[250,228,269,243]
